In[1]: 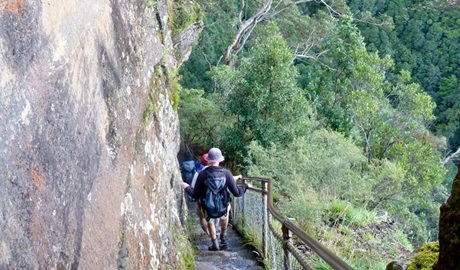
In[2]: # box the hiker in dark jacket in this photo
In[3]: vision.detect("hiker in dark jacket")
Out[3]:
[180,148,249,251]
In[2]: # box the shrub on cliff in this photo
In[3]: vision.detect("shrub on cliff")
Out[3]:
[407,242,439,270]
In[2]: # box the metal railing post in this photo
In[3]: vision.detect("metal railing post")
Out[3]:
[242,178,246,228]
[262,180,268,259]
[268,178,276,268]
[282,224,292,270]
[270,227,276,269]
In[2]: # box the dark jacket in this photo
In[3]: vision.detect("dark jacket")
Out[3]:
[184,166,248,202]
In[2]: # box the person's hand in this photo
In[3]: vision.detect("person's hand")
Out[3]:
[246,182,253,188]
[233,175,242,181]
[180,182,190,189]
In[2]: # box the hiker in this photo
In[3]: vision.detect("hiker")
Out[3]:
[180,152,202,201]
[191,153,209,235]
[180,152,203,184]
[191,153,208,188]
[180,148,249,251]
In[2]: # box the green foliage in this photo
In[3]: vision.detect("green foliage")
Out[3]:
[143,67,167,121]
[207,64,238,96]
[348,0,460,152]
[245,129,368,201]
[143,100,157,121]
[238,226,263,256]
[348,69,447,242]
[229,25,310,145]
[368,159,406,210]
[172,226,196,270]
[179,0,241,90]
[147,0,157,9]
[214,24,312,161]
[325,201,381,228]
[244,127,425,267]
[178,88,232,149]
[171,0,202,37]
[436,75,460,149]
[407,242,439,270]
[169,69,181,110]
[177,0,453,266]
[301,15,393,135]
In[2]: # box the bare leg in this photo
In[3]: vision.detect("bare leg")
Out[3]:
[200,217,209,235]
[208,221,216,240]
[219,216,229,230]
[197,204,209,235]
[219,206,231,249]
[207,220,219,250]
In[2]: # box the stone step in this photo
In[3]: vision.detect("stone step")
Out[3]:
[187,201,263,270]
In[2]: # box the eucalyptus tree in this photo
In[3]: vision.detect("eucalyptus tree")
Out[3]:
[437,75,460,153]
[296,14,447,241]
[300,15,372,134]
[178,89,232,150]
[347,0,460,153]
[180,0,348,90]
[214,25,311,161]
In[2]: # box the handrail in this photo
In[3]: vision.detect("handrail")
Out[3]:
[237,177,354,270]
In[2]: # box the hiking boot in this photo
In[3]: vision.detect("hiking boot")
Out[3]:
[219,234,228,250]
[219,241,228,250]
[208,239,219,251]
[208,244,219,251]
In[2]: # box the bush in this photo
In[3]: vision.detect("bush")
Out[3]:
[407,242,439,270]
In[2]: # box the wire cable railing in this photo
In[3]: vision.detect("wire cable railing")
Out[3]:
[232,177,354,270]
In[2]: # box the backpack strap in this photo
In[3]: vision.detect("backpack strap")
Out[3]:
[191,166,209,188]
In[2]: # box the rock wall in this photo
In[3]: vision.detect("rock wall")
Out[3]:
[434,162,460,270]
[0,0,201,269]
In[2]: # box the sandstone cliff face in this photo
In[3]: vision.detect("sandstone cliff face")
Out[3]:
[0,0,201,269]
[434,163,460,270]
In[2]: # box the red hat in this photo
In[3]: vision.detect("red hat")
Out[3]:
[201,153,209,165]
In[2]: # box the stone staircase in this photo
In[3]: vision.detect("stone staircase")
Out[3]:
[187,201,263,270]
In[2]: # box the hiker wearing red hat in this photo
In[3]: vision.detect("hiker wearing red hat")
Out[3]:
[201,153,209,166]
[190,153,210,235]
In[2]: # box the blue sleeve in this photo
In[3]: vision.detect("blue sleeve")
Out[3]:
[224,170,248,197]
[195,161,203,171]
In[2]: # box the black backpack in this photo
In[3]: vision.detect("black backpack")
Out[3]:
[202,169,228,219]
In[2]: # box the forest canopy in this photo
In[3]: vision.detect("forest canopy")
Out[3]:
[177,0,459,268]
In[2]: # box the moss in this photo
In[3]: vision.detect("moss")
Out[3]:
[407,242,439,270]
[143,71,161,121]
[169,70,181,110]
[170,0,202,37]
[147,0,157,9]
[172,226,196,270]
[144,65,181,119]
[164,67,181,110]
[143,100,157,121]
[171,206,197,270]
